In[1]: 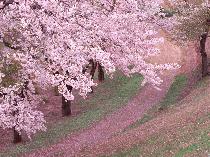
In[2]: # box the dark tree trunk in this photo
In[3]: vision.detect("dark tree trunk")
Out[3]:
[12,84,28,144]
[200,32,208,77]
[13,86,26,144]
[201,52,208,77]
[61,85,72,116]
[54,86,60,96]
[13,128,22,143]
[62,95,71,116]
[53,72,60,96]
[98,63,104,82]
[89,60,97,93]
[90,59,97,79]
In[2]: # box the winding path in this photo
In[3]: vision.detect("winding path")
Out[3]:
[25,72,175,157]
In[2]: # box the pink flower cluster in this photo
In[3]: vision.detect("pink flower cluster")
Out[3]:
[0,0,179,139]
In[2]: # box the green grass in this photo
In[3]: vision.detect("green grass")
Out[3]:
[123,114,153,132]
[109,123,210,157]
[195,76,209,88]
[0,72,143,157]
[105,145,141,157]
[106,76,210,157]
[159,74,188,110]
[123,74,188,132]
[173,127,210,157]
[175,144,199,157]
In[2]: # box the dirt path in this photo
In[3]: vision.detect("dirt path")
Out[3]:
[25,72,175,157]
[76,83,210,157]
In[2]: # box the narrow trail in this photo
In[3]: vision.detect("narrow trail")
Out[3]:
[77,85,210,157]
[26,72,175,157]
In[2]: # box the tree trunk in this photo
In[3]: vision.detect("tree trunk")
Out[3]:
[61,85,72,116]
[54,86,59,96]
[90,59,97,79]
[201,52,208,77]
[98,63,104,82]
[62,95,71,116]
[89,60,97,93]
[200,32,208,77]
[13,128,22,143]
[13,87,24,144]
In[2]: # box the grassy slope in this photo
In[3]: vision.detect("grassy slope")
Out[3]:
[0,72,143,157]
[108,76,210,157]
[123,74,188,132]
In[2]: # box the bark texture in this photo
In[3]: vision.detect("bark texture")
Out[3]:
[90,59,97,79]
[13,128,22,143]
[98,63,104,82]
[200,31,208,77]
[61,85,72,116]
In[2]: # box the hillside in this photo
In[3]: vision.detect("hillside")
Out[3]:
[76,76,210,157]
[0,30,205,157]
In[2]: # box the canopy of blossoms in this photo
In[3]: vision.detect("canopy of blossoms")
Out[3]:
[0,0,179,139]
[0,0,179,96]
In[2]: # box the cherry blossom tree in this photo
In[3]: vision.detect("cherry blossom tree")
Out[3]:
[0,0,180,136]
[63,0,179,86]
[163,0,210,77]
[0,54,46,143]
